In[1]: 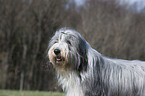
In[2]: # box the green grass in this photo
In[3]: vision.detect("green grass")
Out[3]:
[0,90,64,96]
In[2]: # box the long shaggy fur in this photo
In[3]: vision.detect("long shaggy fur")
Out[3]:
[48,27,145,96]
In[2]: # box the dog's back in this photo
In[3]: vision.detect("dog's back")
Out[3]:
[101,57,145,96]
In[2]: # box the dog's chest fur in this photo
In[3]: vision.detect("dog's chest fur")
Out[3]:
[57,72,84,96]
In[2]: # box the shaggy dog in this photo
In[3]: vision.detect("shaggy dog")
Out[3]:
[48,27,145,96]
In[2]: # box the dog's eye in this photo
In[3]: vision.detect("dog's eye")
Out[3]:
[67,40,71,45]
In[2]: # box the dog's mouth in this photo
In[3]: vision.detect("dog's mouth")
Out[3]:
[55,56,64,63]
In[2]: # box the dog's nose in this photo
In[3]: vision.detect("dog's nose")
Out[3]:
[54,49,60,55]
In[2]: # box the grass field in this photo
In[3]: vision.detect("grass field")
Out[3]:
[0,90,64,96]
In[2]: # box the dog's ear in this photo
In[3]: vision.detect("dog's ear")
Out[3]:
[77,38,88,72]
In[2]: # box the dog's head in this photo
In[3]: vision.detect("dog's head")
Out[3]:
[48,28,88,72]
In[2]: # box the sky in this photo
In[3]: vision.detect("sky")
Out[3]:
[118,0,145,12]
[74,0,145,13]
[74,0,86,6]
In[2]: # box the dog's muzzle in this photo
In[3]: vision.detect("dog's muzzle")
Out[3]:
[53,48,64,64]
[54,49,61,55]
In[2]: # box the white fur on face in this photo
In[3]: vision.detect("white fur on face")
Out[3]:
[48,41,70,71]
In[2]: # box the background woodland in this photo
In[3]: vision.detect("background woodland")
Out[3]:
[0,0,145,91]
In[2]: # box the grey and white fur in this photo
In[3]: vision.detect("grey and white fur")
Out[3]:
[48,27,145,96]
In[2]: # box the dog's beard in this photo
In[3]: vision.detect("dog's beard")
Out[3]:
[48,45,75,73]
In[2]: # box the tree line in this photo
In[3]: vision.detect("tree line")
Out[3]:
[0,0,145,91]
